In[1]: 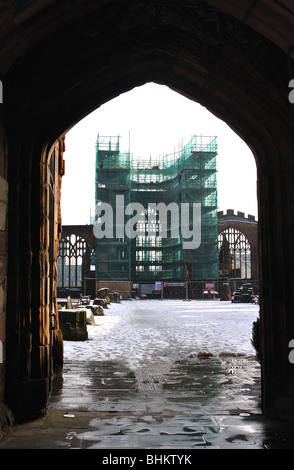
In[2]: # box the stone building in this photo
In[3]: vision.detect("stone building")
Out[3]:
[218,210,258,290]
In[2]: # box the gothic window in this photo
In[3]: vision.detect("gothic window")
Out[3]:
[57,234,94,288]
[218,228,251,279]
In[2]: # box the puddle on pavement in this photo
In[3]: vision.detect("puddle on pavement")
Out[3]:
[49,354,261,449]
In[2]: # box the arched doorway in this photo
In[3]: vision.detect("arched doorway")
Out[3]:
[1,1,294,420]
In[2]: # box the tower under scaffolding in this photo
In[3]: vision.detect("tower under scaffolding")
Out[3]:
[94,134,218,284]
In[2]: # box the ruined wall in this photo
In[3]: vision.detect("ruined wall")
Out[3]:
[217,210,259,281]
[2,135,65,422]
[96,280,130,299]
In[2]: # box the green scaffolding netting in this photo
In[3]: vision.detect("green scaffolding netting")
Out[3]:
[94,134,218,282]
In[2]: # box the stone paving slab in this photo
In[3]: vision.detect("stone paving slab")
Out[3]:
[1,408,294,449]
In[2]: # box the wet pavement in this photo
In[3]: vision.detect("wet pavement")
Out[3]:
[1,300,294,451]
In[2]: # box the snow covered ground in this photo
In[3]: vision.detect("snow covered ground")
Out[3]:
[64,300,260,372]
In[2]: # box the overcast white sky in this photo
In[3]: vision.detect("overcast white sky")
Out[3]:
[61,82,257,225]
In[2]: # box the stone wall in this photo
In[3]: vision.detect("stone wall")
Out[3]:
[2,135,65,422]
[51,138,65,374]
[0,121,10,433]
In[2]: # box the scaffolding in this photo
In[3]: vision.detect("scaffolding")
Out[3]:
[94,134,218,283]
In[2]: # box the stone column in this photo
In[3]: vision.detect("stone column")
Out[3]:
[5,138,51,419]
[51,138,65,373]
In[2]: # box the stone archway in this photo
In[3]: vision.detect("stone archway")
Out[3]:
[0,1,294,421]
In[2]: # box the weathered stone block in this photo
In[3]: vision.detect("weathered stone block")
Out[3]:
[59,309,88,341]
[91,305,104,316]
[93,298,108,308]
[0,258,7,284]
[85,309,95,325]
[0,201,7,232]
